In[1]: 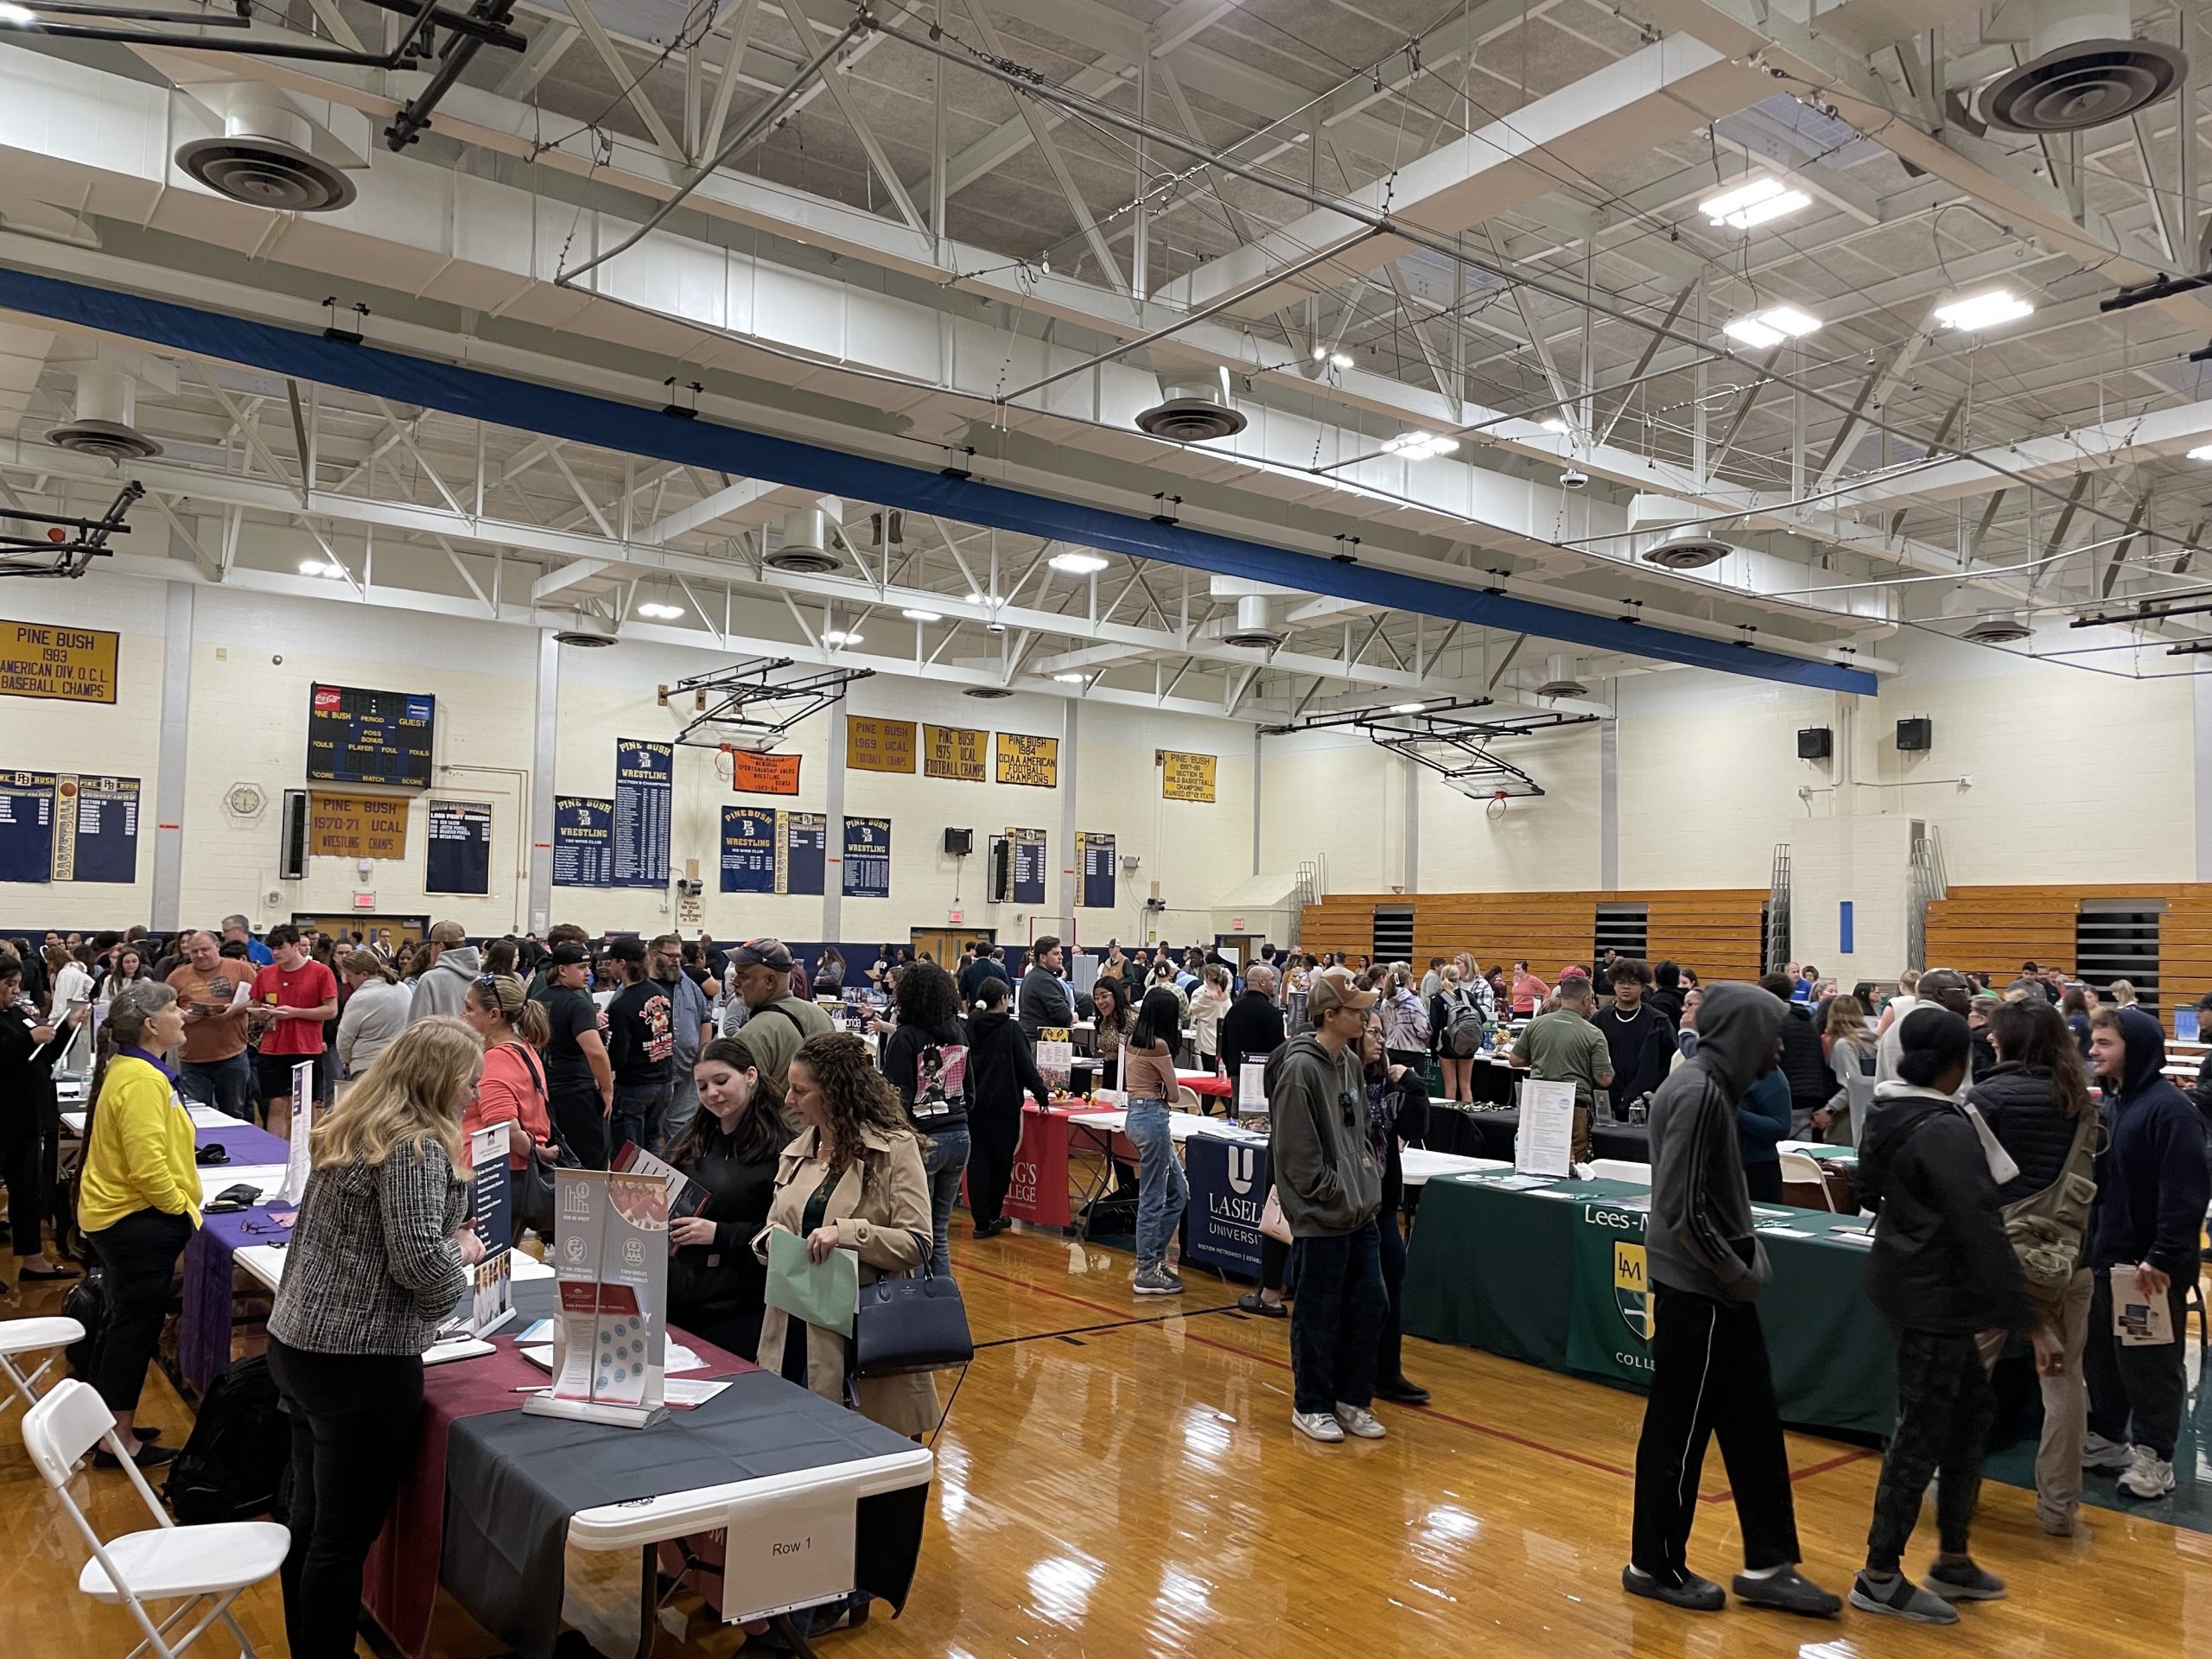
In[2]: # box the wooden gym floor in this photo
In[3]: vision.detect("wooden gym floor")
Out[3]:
[4,1226,2209,1659]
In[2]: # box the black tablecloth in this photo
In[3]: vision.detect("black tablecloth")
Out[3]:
[1420,1104,1649,1164]
[443,1285,928,1659]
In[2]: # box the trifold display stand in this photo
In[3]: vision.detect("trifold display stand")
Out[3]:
[524,1166,672,1429]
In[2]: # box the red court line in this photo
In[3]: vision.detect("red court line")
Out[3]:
[957,1260,1866,1497]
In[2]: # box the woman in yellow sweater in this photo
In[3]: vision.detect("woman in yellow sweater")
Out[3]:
[78,980,198,1468]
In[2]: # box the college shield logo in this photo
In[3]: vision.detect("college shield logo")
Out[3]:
[1613,1240,1654,1342]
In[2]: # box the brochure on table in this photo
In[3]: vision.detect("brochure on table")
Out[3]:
[278,1059,315,1205]
[1237,1061,1268,1114]
[526,1166,671,1427]
[1035,1027,1074,1090]
[444,1122,516,1340]
[1515,1079,1576,1178]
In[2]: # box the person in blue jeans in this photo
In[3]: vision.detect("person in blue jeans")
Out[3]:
[881,961,971,1276]
[1122,988,1190,1295]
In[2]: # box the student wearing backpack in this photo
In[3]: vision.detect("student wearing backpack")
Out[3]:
[881,960,969,1278]
[1968,996,2099,1535]
[1430,964,1487,1103]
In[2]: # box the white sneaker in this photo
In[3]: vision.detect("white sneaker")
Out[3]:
[2119,1447,2176,1500]
[1292,1409,1344,1443]
[1334,1402,1387,1440]
[2082,1432,2134,1472]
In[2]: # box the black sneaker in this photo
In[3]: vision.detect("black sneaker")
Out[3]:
[1849,1571,1958,1624]
[92,1441,176,1471]
[1924,1559,2006,1602]
[1236,1291,1287,1319]
[1374,1375,1431,1406]
[1622,1565,1726,1611]
[1732,1567,1840,1618]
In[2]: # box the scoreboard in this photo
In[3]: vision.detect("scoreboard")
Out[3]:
[307,683,435,789]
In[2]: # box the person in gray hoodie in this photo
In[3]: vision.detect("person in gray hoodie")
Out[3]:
[407,920,481,1025]
[1625,981,1840,1619]
[1267,966,1387,1446]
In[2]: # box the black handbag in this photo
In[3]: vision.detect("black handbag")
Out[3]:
[850,1251,974,1378]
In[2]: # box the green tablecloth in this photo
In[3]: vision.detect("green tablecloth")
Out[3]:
[1402,1173,1896,1437]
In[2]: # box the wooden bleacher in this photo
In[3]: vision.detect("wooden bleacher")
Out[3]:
[1923,883,2212,1017]
[1299,889,1766,981]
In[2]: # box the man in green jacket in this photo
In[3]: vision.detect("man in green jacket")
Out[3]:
[1267,965,1387,1446]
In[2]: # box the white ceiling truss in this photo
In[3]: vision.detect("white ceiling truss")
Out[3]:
[3,0,2212,706]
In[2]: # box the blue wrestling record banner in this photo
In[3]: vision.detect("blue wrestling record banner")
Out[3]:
[553,796,613,887]
[0,770,56,885]
[842,816,891,899]
[613,739,672,888]
[426,800,493,895]
[721,806,777,893]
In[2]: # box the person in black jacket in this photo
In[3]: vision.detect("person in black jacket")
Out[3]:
[1968,996,2098,1536]
[1018,936,1073,1039]
[1646,960,1686,1030]
[1599,960,1675,1115]
[964,978,1052,1239]
[1218,963,1287,1078]
[1758,973,1833,1136]
[666,1036,785,1360]
[1356,1007,1431,1406]
[880,961,969,1278]
[1852,1007,2034,1624]
[0,958,84,1283]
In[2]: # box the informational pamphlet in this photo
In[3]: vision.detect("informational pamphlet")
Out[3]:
[1035,1027,1074,1090]
[546,1166,671,1411]
[2112,1264,2176,1346]
[278,1059,315,1205]
[612,1141,710,1218]
[1237,1061,1268,1114]
[447,1122,516,1339]
[1515,1079,1576,1178]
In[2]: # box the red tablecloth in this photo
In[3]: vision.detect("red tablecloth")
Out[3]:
[1178,1071,1232,1099]
[362,1330,755,1659]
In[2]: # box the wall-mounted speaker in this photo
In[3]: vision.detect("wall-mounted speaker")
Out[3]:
[1897,717,1932,753]
[1796,727,1833,760]
[988,835,1012,903]
[279,788,310,880]
[944,827,973,856]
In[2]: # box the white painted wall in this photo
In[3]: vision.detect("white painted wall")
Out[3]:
[0,572,1262,946]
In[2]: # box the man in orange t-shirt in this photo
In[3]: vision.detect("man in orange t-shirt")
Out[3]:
[248,924,337,1126]
[165,928,254,1120]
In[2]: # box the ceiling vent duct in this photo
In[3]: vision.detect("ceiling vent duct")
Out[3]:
[553,613,619,648]
[1963,610,2034,645]
[175,97,359,213]
[1534,653,1588,699]
[765,506,842,575]
[1135,370,1248,444]
[1626,493,1732,569]
[48,364,162,461]
[963,685,1014,700]
[1980,0,2186,133]
[1222,594,1286,649]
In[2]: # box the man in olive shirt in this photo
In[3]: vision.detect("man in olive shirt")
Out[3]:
[720,937,835,1116]
[1510,971,1615,1163]
[166,928,254,1119]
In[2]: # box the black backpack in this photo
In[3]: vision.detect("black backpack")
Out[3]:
[163,1355,291,1523]
[62,1270,108,1382]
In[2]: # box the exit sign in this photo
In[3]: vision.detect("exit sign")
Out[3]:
[353,892,376,909]
[948,909,963,925]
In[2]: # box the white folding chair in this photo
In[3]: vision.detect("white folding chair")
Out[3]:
[1777,1150,1837,1211]
[22,1378,289,1659]
[0,1314,85,1414]
[1588,1159,1651,1186]
[1175,1084,1205,1113]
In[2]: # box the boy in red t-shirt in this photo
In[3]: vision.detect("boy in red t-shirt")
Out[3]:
[249,924,339,1127]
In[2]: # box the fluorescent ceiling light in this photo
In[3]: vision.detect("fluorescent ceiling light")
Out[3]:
[0,4,35,23]
[1048,551,1108,575]
[1698,176,1810,228]
[823,628,863,646]
[2188,446,2212,462]
[1934,289,2034,331]
[900,607,943,621]
[1722,304,1822,349]
[964,592,1007,607]
[1329,351,1354,370]
[1052,671,1086,683]
[1382,431,1460,461]
[1390,702,1426,714]
[1539,416,1570,434]
[635,601,683,620]
[297,558,345,577]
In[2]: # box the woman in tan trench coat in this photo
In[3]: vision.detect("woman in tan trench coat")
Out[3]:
[754,1031,940,1437]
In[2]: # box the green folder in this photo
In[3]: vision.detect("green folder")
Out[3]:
[764,1226,858,1338]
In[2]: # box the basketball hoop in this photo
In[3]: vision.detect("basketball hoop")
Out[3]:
[1485,790,1509,822]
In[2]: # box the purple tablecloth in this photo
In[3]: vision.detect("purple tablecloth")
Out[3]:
[177,1120,291,1394]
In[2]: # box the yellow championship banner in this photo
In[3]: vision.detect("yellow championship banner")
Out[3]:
[1159,748,1218,803]
[308,791,410,860]
[922,723,988,782]
[995,730,1059,787]
[846,715,917,773]
[1,619,119,703]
